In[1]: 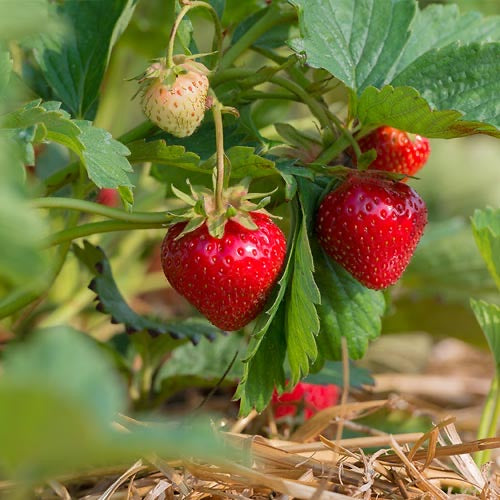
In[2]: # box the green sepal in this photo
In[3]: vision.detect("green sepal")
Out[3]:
[171,184,197,206]
[230,213,259,231]
[206,213,227,239]
[163,71,177,87]
[356,149,377,170]
[176,216,207,240]
[167,178,276,240]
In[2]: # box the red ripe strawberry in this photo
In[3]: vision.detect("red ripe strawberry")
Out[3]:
[161,212,286,331]
[272,382,340,420]
[316,173,427,290]
[356,126,430,176]
[139,59,209,138]
[97,188,120,207]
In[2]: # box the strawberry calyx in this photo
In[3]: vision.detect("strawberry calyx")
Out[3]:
[169,177,277,240]
[131,56,210,101]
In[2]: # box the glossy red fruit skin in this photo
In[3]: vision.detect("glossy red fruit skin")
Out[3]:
[316,173,427,290]
[357,126,430,176]
[97,188,120,207]
[161,213,287,331]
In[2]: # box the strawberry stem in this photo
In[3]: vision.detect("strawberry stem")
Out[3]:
[324,108,362,160]
[43,221,168,248]
[315,136,351,165]
[475,371,500,465]
[211,97,225,212]
[0,165,87,320]
[32,197,177,224]
[269,76,331,133]
[166,1,223,70]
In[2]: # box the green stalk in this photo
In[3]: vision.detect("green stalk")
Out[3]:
[0,167,87,319]
[269,76,331,132]
[211,98,225,211]
[33,197,175,224]
[324,108,361,159]
[221,6,296,69]
[44,221,166,248]
[251,46,310,88]
[166,1,223,70]
[210,68,256,87]
[475,371,500,465]
[315,136,351,166]
[117,120,157,144]
[237,90,297,102]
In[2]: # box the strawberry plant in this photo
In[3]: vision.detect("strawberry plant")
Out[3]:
[0,0,499,494]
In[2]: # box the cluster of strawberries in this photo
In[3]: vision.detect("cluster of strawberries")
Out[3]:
[92,60,435,418]
[135,59,430,331]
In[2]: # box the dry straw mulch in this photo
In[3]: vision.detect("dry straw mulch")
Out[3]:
[6,337,500,499]
[26,399,500,500]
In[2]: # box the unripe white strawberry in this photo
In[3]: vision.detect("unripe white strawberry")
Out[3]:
[138,58,209,138]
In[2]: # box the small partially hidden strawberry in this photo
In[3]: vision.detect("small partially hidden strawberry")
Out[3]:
[97,188,120,207]
[316,173,427,290]
[272,382,340,420]
[137,57,209,138]
[162,212,286,331]
[356,126,430,176]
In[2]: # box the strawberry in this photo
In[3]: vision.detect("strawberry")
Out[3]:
[316,173,427,290]
[161,212,286,331]
[272,382,340,420]
[138,58,209,138]
[96,188,120,207]
[356,126,430,176]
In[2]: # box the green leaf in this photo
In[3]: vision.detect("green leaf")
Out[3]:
[0,327,230,483]
[129,139,202,170]
[0,135,48,288]
[0,0,53,40]
[1,100,82,150]
[74,120,133,189]
[392,43,500,131]
[313,241,385,361]
[357,86,500,138]
[290,0,417,93]
[470,299,500,368]
[393,4,500,75]
[236,303,287,415]
[285,199,320,384]
[221,0,266,27]
[201,146,279,178]
[235,198,301,414]
[0,101,134,190]
[471,207,500,289]
[130,139,210,196]
[152,118,245,161]
[232,6,291,50]
[74,241,221,344]
[30,0,137,119]
[155,333,244,399]
[304,360,374,388]
[291,0,500,137]
[0,44,12,99]
[135,140,279,185]
[3,327,125,422]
